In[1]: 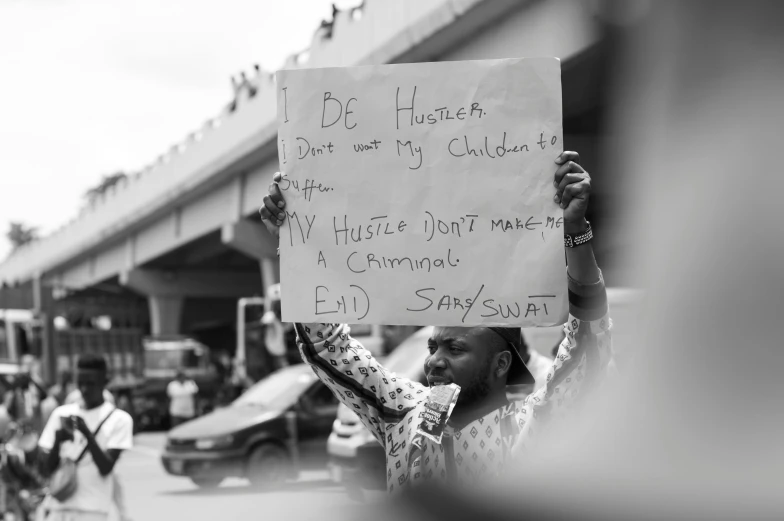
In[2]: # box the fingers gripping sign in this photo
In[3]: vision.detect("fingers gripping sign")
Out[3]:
[553,151,591,226]
[259,172,287,241]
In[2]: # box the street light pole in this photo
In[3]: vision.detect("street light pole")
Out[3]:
[235,296,265,383]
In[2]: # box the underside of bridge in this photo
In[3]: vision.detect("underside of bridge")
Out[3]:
[66,216,281,360]
[0,0,634,384]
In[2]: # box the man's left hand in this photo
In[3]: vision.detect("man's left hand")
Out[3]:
[554,151,591,231]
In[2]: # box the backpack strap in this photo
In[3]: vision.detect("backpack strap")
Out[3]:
[75,408,116,464]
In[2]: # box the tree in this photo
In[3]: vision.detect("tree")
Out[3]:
[84,171,127,204]
[6,221,39,250]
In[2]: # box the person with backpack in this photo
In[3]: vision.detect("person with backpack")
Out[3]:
[37,354,133,520]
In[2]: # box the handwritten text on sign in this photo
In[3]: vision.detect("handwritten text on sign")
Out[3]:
[276,58,567,326]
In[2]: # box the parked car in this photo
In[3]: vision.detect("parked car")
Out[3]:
[161,363,339,488]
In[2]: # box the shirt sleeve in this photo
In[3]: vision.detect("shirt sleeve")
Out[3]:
[38,406,62,450]
[513,269,614,450]
[295,322,428,447]
[106,411,134,451]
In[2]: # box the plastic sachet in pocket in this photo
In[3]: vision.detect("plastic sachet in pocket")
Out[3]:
[416,383,460,444]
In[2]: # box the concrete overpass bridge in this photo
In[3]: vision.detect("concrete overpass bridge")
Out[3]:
[0,0,614,381]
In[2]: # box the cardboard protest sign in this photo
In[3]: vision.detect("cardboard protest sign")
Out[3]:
[276,58,567,326]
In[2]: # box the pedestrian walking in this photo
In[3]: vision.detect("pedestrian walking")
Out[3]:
[260,151,613,491]
[166,371,198,428]
[38,354,133,520]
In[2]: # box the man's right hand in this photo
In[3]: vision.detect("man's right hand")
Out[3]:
[55,427,74,444]
[259,172,287,238]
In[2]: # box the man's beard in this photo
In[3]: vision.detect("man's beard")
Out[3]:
[455,358,492,408]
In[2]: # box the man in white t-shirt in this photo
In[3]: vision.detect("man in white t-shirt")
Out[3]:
[166,371,198,428]
[39,354,133,521]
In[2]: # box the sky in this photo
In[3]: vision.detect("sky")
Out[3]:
[0,0,360,260]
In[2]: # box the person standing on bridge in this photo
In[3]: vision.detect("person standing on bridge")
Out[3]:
[260,151,613,491]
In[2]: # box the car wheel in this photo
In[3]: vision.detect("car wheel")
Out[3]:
[191,477,223,489]
[246,444,290,488]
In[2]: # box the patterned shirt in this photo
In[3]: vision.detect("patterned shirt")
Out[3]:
[295,271,613,492]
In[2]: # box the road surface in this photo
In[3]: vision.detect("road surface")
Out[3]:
[120,433,360,521]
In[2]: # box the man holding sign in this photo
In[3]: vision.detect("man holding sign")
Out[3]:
[261,155,610,491]
[261,58,612,490]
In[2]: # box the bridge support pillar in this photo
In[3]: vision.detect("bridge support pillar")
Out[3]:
[148,295,183,336]
[33,275,56,383]
[259,258,279,291]
[221,220,279,291]
[121,268,262,336]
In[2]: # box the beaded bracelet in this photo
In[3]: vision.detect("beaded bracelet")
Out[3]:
[564,220,593,248]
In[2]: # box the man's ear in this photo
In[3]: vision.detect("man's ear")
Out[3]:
[495,351,513,378]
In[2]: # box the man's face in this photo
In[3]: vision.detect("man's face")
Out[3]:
[76,369,107,409]
[425,327,499,406]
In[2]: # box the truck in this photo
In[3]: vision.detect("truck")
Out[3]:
[1,308,222,431]
[3,286,388,432]
[132,336,220,430]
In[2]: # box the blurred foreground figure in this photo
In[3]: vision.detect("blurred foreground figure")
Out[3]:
[369,1,784,520]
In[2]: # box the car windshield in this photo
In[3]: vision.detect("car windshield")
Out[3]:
[233,368,316,409]
[383,327,431,379]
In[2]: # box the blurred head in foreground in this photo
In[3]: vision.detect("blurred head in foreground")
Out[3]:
[358,1,784,520]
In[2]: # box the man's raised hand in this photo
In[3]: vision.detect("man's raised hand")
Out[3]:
[553,151,591,230]
[72,416,91,437]
[259,172,287,238]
